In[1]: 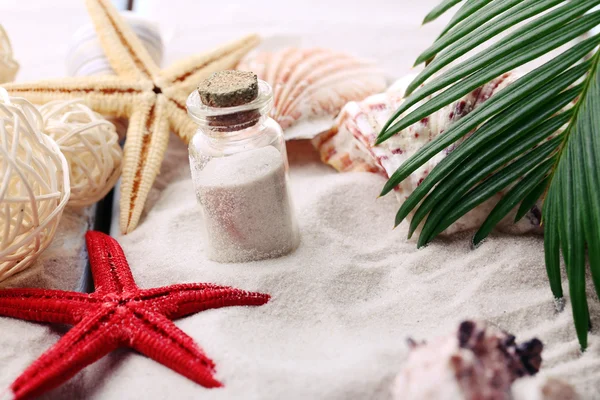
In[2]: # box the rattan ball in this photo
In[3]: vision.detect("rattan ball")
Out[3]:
[0,89,70,283]
[39,99,122,207]
[0,25,19,84]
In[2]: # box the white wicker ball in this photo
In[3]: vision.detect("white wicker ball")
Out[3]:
[0,89,70,283]
[0,25,18,84]
[39,99,122,207]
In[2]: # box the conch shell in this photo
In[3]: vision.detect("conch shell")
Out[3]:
[313,73,543,236]
[238,47,387,140]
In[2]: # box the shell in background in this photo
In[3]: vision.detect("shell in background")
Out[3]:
[313,72,544,236]
[66,11,163,77]
[0,25,19,84]
[238,47,387,140]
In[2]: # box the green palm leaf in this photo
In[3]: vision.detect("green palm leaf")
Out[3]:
[380,0,600,349]
[423,0,464,24]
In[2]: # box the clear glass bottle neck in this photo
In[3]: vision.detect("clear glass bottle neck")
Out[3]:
[187,80,274,140]
[198,114,271,142]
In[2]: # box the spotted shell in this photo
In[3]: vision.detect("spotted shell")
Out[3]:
[313,72,544,236]
[393,320,550,400]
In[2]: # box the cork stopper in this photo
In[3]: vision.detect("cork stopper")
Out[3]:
[198,70,259,108]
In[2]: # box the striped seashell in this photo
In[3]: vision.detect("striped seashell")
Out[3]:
[238,47,387,140]
[313,72,545,237]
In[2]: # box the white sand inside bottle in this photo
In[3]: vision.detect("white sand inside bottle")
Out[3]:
[193,145,299,262]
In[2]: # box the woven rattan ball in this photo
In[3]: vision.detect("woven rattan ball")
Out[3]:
[0,25,18,84]
[0,89,70,283]
[39,99,122,207]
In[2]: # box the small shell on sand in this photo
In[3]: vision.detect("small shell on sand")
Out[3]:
[392,320,575,400]
[238,47,387,139]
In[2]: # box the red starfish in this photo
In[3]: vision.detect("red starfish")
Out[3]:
[0,231,270,400]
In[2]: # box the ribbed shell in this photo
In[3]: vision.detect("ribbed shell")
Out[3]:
[238,47,387,139]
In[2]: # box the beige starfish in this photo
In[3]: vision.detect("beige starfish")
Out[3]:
[5,0,259,233]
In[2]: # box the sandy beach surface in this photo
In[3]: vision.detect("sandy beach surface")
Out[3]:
[1,1,599,398]
[4,139,596,399]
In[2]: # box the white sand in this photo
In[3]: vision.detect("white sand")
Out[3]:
[1,1,597,397]
[193,146,298,262]
[3,139,597,399]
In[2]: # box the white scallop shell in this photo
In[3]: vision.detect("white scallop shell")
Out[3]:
[238,47,387,140]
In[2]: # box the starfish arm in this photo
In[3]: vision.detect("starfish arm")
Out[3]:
[85,0,160,80]
[128,307,222,388]
[4,76,148,117]
[0,289,94,325]
[164,95,197,144]
[120,94,170,234]
[158,34,260,95]
[138,283,270,320]
[85,231,138,294]
[9,308,121,400]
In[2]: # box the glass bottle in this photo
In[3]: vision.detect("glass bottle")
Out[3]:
[187,75,300,263]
